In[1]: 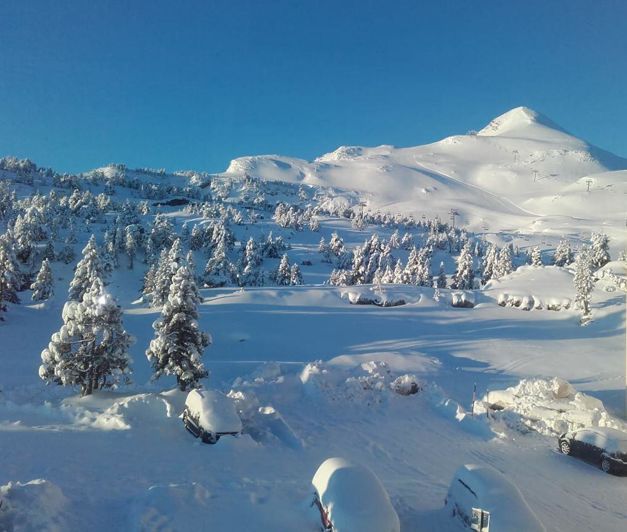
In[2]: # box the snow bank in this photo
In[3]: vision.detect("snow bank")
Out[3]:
[300,360,424,404]
[480,377,626,436]
[0,479,68,532]
[485,266,575,311]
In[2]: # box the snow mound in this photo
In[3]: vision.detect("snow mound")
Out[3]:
[486,266,574,311]
[0,479,68,532]
[481,377,626,436]
[300,360,424,404]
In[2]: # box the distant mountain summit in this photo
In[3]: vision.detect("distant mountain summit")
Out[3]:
[478,106,571,140]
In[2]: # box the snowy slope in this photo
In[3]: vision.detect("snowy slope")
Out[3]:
[221,107,627,234]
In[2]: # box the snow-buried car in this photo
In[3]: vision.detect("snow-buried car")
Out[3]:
[445,463,545,532]
[182,389,242,444]
[311,457,400,532]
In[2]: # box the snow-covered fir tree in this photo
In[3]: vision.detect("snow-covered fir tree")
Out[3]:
[151,239,184,306]
[274,254,292,286]
[450,242,474,289]
[481,244,498,283]
[573,245,595,322]
[204,237,234,288]
[0,234,21,307]
[553,240,574,267]
[290,263,303,285]
[530,246,542,267]
[494,245,513,279]
[31,258,54,301]
[39,277,132,396]
[318,237,332,263]
[590,233,610,269]
[238,237,263,286]
[68,235,104,301]
[145,265,209,391]
[436,261,447,289]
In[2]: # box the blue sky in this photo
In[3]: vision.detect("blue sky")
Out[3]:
[1,0,625,173]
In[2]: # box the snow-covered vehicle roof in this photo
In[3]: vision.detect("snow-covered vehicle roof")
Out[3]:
[567,427,627,455]
[448,464,545,532]
[312,457,400,532]
[184,389,242,434]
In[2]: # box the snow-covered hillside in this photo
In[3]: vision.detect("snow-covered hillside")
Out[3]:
[222,106,627,238]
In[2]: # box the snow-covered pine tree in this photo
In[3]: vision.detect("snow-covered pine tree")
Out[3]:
[290,263,303,285]
[145,265,209,391]
[416,248,432,287]
[573,245,594,322]
[39,277,132,396]
[68,235,104,301]
[274,254,292,286]
[392,259,405,284]
[481,244,498,283]
[590,233,610,269]
[436,261,447,289]
[309,216,320,232]
[530,246,542,267]
[204,241,233,288]
[238,237,262,286]
[494,246,513,279]
[318,237,332,263]
[451,242,474,290]
[124,225,139,269]
[152,239,184,306]
[31,258,54,301]
[553,240,574,267]
[0,234,21,307]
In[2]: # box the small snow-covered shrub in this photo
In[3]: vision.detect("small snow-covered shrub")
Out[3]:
[390,374,423,396]
[451,291,474,308]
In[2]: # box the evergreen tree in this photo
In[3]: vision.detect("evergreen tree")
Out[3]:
[204,238,233,288]
[574,245,594,321]
[124,225,139,269]
[238,237,262,286]
[318,237,332,262]
[482,244,498,283]
[68,235,104,301]
[494,246,513,279]
[274,254,292,286]
[31,258,54,301]
[39,277,132,396]
[146,265,209,391]
[451,242,475,290]
[152,239,184,306]
[0,235,21,307]
[290,263,303,285]
[590,233,610,269]
[436,261,447,289]
[553,240,574,267]
[530,246,542,267]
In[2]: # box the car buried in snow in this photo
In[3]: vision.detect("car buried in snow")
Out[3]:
[558,427,627,475]
[182,389,242,444]
[310,457,400,532]
[445,463,545,532]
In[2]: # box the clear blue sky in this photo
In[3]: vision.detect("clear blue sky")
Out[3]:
[1,0,625,174]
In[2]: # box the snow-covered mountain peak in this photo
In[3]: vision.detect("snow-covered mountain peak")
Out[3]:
[478,106,570,142]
